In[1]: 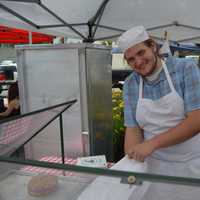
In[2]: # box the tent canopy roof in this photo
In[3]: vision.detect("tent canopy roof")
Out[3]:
[0,0,200,43]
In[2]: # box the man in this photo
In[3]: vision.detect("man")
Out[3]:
[118,26,200,199]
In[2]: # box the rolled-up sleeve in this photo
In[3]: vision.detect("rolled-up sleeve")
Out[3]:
[183,60,200,113]
[123,78,139,128]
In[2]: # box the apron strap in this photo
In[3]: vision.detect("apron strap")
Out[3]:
[139,76,143,99]
[162,60,175,92]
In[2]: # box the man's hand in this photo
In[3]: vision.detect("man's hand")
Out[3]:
[127,140,156,162]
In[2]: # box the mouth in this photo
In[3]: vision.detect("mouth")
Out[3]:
[135,65,147,71]
[135,63,152,75]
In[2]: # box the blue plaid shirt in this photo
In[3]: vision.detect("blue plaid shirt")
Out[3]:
[123,56,200,127]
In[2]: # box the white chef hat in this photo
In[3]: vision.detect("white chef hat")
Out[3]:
[118,26,149,52]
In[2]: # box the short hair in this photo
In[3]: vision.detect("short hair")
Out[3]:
[8,82,19,103]
[143,39,160,56]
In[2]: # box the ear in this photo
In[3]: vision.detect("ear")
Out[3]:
[151,43,157,53]
[150,43,156,52]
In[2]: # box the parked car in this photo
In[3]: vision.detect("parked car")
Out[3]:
[0,60,17,81]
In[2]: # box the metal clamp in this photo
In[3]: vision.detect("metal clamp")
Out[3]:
[120,176,142,186]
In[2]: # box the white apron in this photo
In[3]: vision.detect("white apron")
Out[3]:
[135,61,200,200]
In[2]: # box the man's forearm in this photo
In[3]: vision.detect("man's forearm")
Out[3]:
[124,127,144,154]
[149,110,200,150]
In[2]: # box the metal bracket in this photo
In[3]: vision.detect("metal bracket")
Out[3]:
[120,176,143,186]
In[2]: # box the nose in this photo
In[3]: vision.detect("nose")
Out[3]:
[134,57,143,68]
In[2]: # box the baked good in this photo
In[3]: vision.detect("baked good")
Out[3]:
[27,174,58,197]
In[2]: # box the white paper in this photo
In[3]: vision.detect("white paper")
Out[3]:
[77,155,107,168]
[77,155,150,200]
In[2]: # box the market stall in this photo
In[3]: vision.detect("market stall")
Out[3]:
[1,1,200,199]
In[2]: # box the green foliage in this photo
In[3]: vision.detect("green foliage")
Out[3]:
[101,40,113,46]
[112,88,125,145]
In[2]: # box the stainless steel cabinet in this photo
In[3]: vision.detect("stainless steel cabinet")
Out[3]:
[16,43,113,161]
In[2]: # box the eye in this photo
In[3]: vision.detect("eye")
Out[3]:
[127,57,135,64]
[137,50,145,56]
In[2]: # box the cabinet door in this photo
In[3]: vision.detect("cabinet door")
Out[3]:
[17,47,83,159]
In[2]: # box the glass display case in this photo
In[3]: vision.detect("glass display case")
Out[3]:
[0,100,200,200]
[0,155,200,200]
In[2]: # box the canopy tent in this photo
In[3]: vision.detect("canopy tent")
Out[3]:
[0,0,200,43]
[0,24,55,44]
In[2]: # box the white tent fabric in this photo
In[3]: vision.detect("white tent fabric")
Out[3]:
[0,0,200,42]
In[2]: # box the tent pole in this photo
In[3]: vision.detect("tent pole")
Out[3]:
[86,0,110,41]
[0,3,39,28]
[28,31,32,44]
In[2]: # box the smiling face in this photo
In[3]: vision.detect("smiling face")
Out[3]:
[124,41,160,77]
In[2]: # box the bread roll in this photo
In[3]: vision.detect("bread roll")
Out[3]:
[27,174,58,197]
